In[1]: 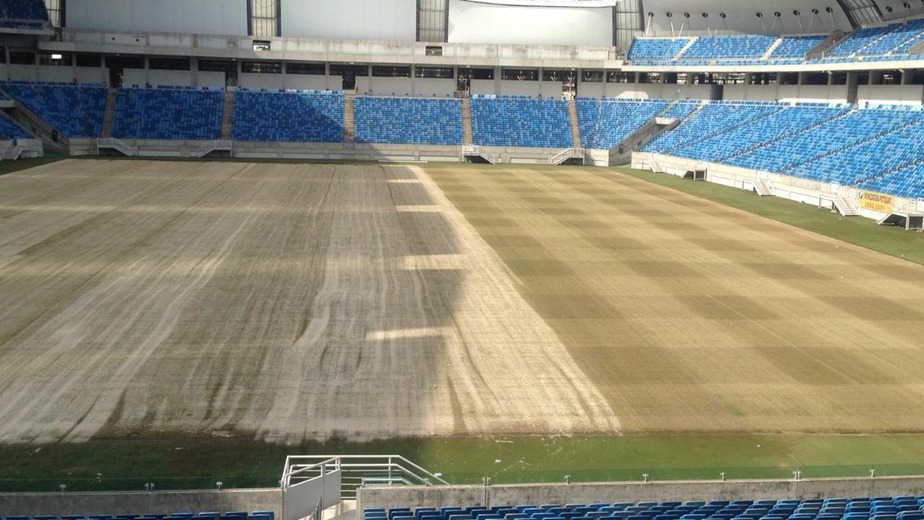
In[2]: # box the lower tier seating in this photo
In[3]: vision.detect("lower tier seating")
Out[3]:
[365,496,924,520]
[112,87,223,140]
[355,97,462,145]
[470,95,572,148]
[1,81,107,137]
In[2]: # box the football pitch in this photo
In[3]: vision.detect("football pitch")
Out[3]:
[2,158,924,490]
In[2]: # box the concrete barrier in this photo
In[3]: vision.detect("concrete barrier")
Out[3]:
[358,475,924,511]
[0,488,280,516]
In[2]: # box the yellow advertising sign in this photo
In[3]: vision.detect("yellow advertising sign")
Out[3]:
[859,191,894,213]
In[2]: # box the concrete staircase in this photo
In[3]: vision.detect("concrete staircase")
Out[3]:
[566,98,582,148]
[460,97,473,145]
[220,90,234,140]
[754,178,774,196]
[100,89,117,138]
[761,38,784,60]
[343,93,355,143]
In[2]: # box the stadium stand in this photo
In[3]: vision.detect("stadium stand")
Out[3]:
[364,496,924,520]
[729,107,924,174]
[643,101,782,154]
[627,38,692,62]
[576,98,670,149]
[112,86,223,140]
[669,104,850,163]
[1,81,107,137]
[859,161,924,199]
[354,97,462,145]
[0,113,30,140]
[0,0,48,22]
[232,89,344,143]
[681,35,778,60]
[470,95,572,148]
[770,35,827,58]
[648,101,924,198]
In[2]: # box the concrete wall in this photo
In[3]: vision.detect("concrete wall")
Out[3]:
[722,84,849,103]
[68,0,248,36]
[499,80,540,97]
[359,77,415,96]
[238,73,343,91]
[359,476,924,512]
[604,83,712,99]
[282,0,417,42]
[857,85,924,106]
[0,489,280,516]
[448,0,613,46]
[415,78,457,97]
[0,64,106,84]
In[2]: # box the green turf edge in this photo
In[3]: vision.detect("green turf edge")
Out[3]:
[610,166,924,265]
[4,161,924,492]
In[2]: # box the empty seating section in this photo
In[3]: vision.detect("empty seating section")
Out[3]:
[680,35,777,59]
[828,25,896,56]
[627,19,924,65]
[354,97,462,145]
[770,35,826,58]
[576,98,669,149]
[860,162,924,199]
[671,104,849,163]
[661,100,701,120]
[729,108,924,173]
[650,101,924,198]
[365,497,924,520]
[112,87,223,140]
[470,95,572,148]
[233,89,344,142]
[0,113,28,139]
[0,512,274,520]
[1,81,107,137]
[643,102,781,154]
[0,0,48,21]
[628,38,691,61]
[786,118,924,184]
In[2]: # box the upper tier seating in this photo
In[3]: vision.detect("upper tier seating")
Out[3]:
[364,496,924,520]
[627,38,692,61]
[232,89,344,143]
[681,35,778,59]
[770,35,827,58]
[0,0,48,21]
[470,95,572,148]
[112,87,223,140]
[1,81,107,137]
[576,98,670,149]
[354,97,462,145]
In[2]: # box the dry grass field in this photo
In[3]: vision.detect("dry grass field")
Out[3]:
[2,159,924,445]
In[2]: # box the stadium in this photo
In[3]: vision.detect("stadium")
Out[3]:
[1,0,924,518]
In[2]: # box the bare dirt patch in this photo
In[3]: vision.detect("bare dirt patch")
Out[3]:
[0,160,618,443]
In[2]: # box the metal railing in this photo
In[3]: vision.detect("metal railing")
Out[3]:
[281,455,448,500]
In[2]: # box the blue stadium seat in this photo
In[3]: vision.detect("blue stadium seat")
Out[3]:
[354,96,462,145]
[232,89,344,142]
[470,95,572,148]
[1,81,107,137]
[111,86,223,140]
